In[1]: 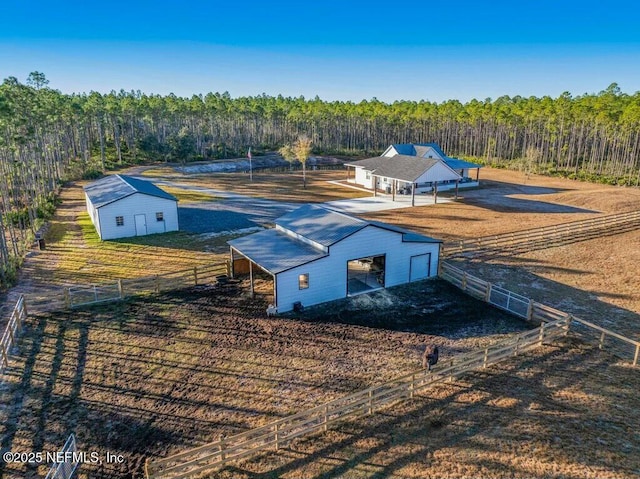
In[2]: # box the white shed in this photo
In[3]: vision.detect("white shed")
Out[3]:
[84,174,179,240]
[228,204,441,313]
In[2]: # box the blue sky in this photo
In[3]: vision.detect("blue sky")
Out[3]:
[1,0,639,102]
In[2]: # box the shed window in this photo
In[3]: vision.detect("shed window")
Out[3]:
[116,216,124,226]
[156,212,164,222]
[298,273,309,290]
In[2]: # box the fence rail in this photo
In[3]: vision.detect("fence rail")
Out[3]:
[145,261,640,479]
[439,261,640,365]
[45,433,79,479]
[0,295,27,375]
[28,262,229,310]
[144,317,571,479]
[444,209,640,259]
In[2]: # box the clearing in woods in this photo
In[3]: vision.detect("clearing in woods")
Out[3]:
[0,164,638,478]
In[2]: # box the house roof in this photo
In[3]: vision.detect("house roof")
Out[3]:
[228,205,441,274]
[391,143,448,159]
[228,228,328,274]
[276,204,368,247]
[84,175,177,208]
[344,155,454,182]
[443,157,483,170]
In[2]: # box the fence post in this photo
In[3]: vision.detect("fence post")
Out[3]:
[409,374,415,398]
[118,279,124,299]
[599,332,606,350]
[514,336,520,356]
[565,315,573,336]
[485,283,492,302]
[323,405,328,431]
[274,423,279,451]
[368,390,373,415]
[1,344,8,368]
[483,348,488,368]
[526,300,534,322]
[193,267,198,286]
[219,435,226,463]
[538,322,545,346]
[20,295,27,321]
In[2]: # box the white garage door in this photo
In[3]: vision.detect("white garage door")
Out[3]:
[410,253,431,281]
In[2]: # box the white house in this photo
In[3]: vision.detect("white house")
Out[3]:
[228,204,441,313]
[345,143,482,202]
[84,175,179,240]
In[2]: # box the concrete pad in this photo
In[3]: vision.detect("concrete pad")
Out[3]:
[325,194,451,214]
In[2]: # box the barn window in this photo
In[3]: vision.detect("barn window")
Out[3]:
[116,216,124,226]
[298,273,309,290]
[156,212,164,222]
[365,171,371,180]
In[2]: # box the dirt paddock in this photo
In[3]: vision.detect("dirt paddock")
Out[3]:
[0,279,531,479]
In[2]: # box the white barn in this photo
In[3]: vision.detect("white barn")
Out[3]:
[228,204,441,313]
[84,174,179,240]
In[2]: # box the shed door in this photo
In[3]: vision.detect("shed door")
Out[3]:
[410,253,431,281]
[134,214,147,236]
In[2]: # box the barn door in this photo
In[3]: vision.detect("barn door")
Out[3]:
[134,214,147,236]
[409,253,431,281]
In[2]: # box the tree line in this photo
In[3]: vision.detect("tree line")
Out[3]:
[0,72,639,286]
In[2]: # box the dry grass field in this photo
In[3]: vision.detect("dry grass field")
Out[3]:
[0,280,532,479]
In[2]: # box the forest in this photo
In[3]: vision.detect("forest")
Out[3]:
[0,72,639,286]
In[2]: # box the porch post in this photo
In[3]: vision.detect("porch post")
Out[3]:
[434,182,438,204]
[373,175,377,197]
[455,180,459,199]
[476,168,480,182]
[392,179,396,201]
[229,247,236,279]
[411,182,416,207]
[249,261,255,298]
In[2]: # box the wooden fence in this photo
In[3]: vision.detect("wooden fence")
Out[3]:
[439,261,640,365]
[0,262,229,380]
[0,295,27,375]
[144,317,571,479]
[444,209,640,259]
[145,261,640,479]
[24,262,228,312]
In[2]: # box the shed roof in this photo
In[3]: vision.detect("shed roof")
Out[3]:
[344,155,457,182]
[84,175,177,208]
[276,204,368,247]
[228,205,441,274]
[228,228,328,274]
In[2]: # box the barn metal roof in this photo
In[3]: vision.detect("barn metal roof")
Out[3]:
[228,228,328,274]
[228,205,441,274]
[344,155,457,182]
[276,204,368,247]
[84,175,177,208]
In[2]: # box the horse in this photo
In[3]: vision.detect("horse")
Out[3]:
[422,345,439,371]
